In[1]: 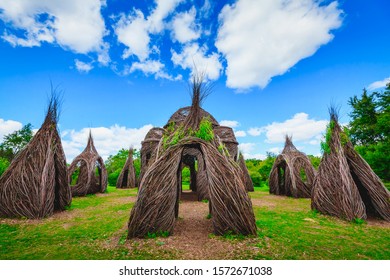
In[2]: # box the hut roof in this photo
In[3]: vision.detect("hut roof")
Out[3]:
[311,111,390,221]
[165,106,219,128]
[0,95,71,218]
[269,135,316,198]
[68,132,107,196]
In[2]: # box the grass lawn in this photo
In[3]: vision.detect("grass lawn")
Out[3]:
[0,186,389,260]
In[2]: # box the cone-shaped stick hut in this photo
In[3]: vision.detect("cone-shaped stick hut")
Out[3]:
[239,153,254,192]
[128,74,257,237]
[0,95,71,219]
[68,132,107,196]
[312,109,390,221]
[269,136,316,198]
[116,148,137,188]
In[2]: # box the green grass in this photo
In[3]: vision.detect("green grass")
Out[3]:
[1,186,389,260]
[181,182,190,191]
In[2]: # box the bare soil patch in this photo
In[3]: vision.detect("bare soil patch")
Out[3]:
[123,192,260,259]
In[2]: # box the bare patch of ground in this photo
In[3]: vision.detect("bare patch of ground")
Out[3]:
[122,192,260,259]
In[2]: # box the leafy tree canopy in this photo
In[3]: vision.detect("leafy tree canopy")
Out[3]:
[348,84,390,181]
[0,123,33,162]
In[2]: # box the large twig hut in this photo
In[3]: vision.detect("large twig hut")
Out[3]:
[116,148,137,188]
[269,136,316,198]
[0,95,71,219]
[68,132,107,196]
[311,109,390,221]
[128,74,257,237]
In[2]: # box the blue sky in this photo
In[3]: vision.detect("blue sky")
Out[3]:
[0,0,389,162]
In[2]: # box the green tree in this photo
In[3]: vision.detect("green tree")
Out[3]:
[307,155,321,169]
[245,152,276,187]
[348,85,390,181]
[0,157,9,176]
[0,123,33,161]
[348,89,379,145]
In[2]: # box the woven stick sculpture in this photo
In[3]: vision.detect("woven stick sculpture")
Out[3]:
[312,110,390,221]
[68,132,107,196]
[116,148,137,188]
[129,74,257,237]
[269,136,316,198]
[128,138,257,237]
[0,95,71,218]
[239,153,254,192]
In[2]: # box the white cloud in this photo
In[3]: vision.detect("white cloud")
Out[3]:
[148,0,184,33]
[200,0,212,18]
[75,59,93,73]
[171,42,222,80]
[367,77,390,91]
[0,0,107,56]
[171,7,201,43]
[0,118,23,142]
[115,10,150,61]
[219,120,239,128]
[238,142,266,159]
[114,0,182,62]
[127,59,179,80]
[255,112,328,143]
[268,147,281,154]
[248,127,265,136]
[234,130,246,137]
[62,124,153,162]
[216,0,343,89]
[238,142,255,154]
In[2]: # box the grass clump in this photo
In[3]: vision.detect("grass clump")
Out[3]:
[195,117,214,141]
[146,231,170,239]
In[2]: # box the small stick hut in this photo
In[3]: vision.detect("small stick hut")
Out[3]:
[0,95,71,219]
[68,132,108,196]
[116,148,137,188]
[238,153,254,192]
[269,136,316,198]
[128,74,257,237]
[311,109,390,221]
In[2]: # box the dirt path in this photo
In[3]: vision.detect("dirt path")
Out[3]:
[126,191,259,259]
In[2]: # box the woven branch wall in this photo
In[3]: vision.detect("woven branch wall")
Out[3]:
[0,98,71,219]
[128,138,257,237]
[68,133,107,197]
[269,136,315,198]
[116,148,137,189]
[311,116,390,221]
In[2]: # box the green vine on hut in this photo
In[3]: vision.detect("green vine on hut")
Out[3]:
[162,117,215,150]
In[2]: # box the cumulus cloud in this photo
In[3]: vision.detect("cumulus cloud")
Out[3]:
[0,0,107,56]
[171,7,201,43]
[75,59,93,73]
[216,0,343,89]
[248,127,265,136]
[250,112,328,143]
[171,42,222,80]
[367,77,390,91]
[267,147,281,154]
[219,120,239,128]
[0,118,23,142]
[238,142,266,160]
[114,0,182,62]
[61,124,153,162]
[234,130,246,137]
[126,59,180,80]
